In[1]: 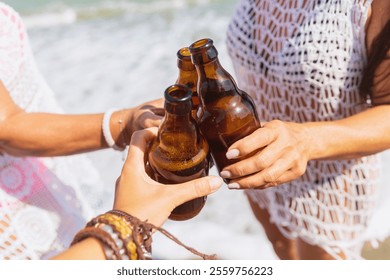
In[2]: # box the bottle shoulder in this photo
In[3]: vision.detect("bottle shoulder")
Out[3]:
[148,136,209,171]
[200,94,256,114]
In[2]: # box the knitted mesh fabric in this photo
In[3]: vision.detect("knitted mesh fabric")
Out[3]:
[226,0,381,259]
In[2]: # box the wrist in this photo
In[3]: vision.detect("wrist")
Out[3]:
[70,211,153,260]
[111,109,134,145]
[303,121,332,161]
[121,109,133,144]
[102,109,124,150]
[110,110,127,148]
[103,108,133,150]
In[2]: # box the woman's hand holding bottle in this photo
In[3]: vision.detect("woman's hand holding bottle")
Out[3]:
[220,120,312,189]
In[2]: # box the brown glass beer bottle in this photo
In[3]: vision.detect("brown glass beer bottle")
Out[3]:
[175,47,200,120]
[189,38,261,179]
[147,84,209,221]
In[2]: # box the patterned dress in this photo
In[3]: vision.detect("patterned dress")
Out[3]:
[0,2,103,259]
[226,0,381,259]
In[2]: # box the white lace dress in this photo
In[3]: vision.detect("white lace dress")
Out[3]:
[0,2,104,259]
[226,0,382,259]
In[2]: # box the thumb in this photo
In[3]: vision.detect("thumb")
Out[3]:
[124,127,157,168]
[170,176,223,205]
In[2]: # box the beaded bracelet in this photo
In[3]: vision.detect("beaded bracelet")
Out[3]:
[108,210,153,260]
[71,212,141,260]
[88,213,139,260]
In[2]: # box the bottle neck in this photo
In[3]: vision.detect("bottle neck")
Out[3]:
[159,112,197,138]
[194,58,237,103]
[194,57,222,76]
[175,67,199,115]
[162,112,192,125]
[158,112,199,157]
[177,59,195,71]
[176,68,197,90]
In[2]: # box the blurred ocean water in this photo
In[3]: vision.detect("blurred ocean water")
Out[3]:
[13,0,238,112]
[4,0,390,259]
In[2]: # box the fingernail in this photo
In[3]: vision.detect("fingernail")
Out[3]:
[210,177,223,191]
[226,149,240,159]
[220,170,231,179]
[228,182,241,189]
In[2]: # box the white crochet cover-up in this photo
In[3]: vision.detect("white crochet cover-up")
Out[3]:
[226,0,383,259]
[0,2,104,259]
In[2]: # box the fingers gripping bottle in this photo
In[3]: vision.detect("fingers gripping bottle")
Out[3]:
[175,47,200,121]
[147,84,209,221]
[189,38,261,180]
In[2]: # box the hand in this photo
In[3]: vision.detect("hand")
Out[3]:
[119,98,165,146]
[220,120,312,189]
[124,98,165,142]
[113,127,223,227]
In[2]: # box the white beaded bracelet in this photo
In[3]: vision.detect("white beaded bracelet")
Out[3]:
[102,108,125,151]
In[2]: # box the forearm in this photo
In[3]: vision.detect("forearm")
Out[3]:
[0,110,129,157]
[51,238,106,260]
[307,105,390,160]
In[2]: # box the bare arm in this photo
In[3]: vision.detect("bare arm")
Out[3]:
[221,105,390,189]
[0,81,163,157]
[0,110,108,156]
[307,105,390,160]
[51,238,106,260]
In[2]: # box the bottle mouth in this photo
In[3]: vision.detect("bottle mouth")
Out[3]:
[165,84,192,102]
[177,47,195,70]
[177,47,192,60]
[189,38,214,53]
[164,84,192,115]
[189,38,218,65]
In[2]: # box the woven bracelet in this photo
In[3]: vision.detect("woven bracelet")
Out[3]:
[88,214,139,260]
[108,209,218,260]
[108,210,153,260]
